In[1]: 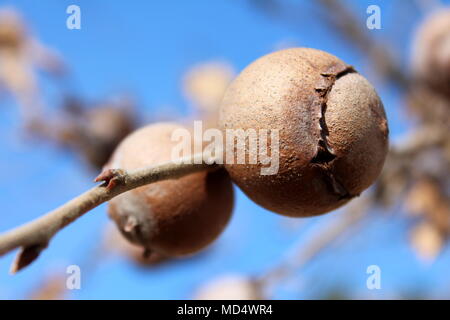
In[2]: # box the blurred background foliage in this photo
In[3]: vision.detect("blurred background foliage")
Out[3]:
[0,0,449,299]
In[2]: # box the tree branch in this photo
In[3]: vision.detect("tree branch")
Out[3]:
[0,152,221,274]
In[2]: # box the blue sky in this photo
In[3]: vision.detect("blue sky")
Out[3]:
[0,0,449,299]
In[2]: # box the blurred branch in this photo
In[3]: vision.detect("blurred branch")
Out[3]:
[317,0,410,87]
[0,152,221,274]
[257,125,448,291]
[389,126,448,156]
[414,0,442,14]
[30,96,138,171]
[251,0,410,87]
[258,196,371,290]
[26,227,107,300]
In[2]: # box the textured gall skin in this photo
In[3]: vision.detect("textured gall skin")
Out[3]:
[219,48,388,217]
[107,123,234,257]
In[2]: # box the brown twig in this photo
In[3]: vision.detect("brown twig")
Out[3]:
[0,152,221,274]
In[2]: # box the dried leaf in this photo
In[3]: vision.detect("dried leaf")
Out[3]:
[10,243,47,274]
[183,61,234,112]
[195,275,262,300]
[28,274,66,300]
[410,221,444,263]
[0,8,65,125]
[405,179,436,216]
[404,178,450,233]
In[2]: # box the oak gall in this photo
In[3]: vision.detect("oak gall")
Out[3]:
[107,123,234,257]
[219,48,388,217]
